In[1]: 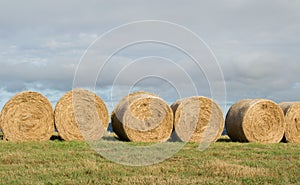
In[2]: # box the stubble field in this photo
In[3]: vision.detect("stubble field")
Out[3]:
[0,135,299,185]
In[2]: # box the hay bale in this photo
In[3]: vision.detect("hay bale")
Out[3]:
[54,89,109,141]
[171,96,224,142]
[112,91,173,142]
[0,91,54,141]
[279,102,300,144]
[225,99,285,143]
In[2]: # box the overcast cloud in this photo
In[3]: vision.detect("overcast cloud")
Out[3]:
[0,0,299,113]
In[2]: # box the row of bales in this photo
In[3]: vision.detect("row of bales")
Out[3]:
[0,89,299,144]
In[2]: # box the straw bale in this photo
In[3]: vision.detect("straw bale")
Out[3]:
[0,91,54,141]
[54,89,109,141]
[279,102,300,144]
[225,99,285,143]
[112,91,173,142]
[171,96,224,142]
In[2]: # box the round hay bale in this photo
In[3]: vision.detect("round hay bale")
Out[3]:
[112,91,173,142]
[0,91,54,141]
[279,102,300,144]
[171,96,224,142]
[54,89,109,141]
[225,99,285,143]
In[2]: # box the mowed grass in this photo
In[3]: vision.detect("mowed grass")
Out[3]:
[0,136,299,185]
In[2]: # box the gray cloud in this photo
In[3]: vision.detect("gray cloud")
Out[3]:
[0,0,299,112]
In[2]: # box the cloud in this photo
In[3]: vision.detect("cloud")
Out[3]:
[221,50,300,102]
[0,0,299,112]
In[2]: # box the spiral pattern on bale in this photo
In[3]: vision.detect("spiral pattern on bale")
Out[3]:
[0,91,54,141]
[171,96,224,142]
[225,99,285,143]
[279,102,300,144]
[54,89,109,141]
[112,92,173,142]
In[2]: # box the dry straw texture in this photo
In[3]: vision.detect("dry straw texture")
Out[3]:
[279,102,300,144]
[171,96,224,142]
[0,91,54,141]
[54,89,109,141]
[112,91,173,142]
[225,99,285,143]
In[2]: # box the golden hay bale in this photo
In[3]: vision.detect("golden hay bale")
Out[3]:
[54,89,109,141]
[279,102,300,144]
[171,96,224,142]
[0,91,54,141]
[225,99,285,143]
[111,91,173,142]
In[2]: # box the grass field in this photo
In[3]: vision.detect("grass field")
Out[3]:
[0,136,299,185]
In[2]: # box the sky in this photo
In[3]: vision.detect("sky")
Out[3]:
[0,0,300,114]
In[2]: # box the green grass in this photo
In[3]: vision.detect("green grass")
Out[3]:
[0,137,299,185]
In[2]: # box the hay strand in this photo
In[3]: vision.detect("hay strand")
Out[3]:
[112,91,173,142]
[0,91,54,141]
[54,89,109,141]
[279,102,300,144]
[225,99,285,143]
[171,96,224,142]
